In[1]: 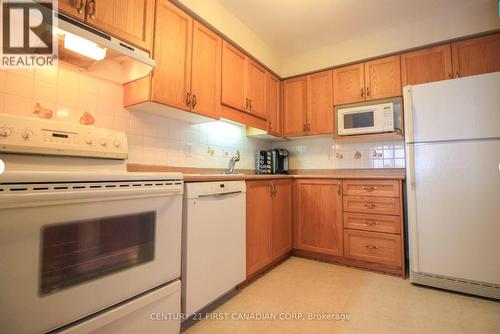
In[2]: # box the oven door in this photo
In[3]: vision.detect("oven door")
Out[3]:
[0,181,182,334]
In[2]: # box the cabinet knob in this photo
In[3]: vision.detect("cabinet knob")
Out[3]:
[87,0,96,19]
[366,245,378,250]
[362,186,377,192]
[185,92,191,107]
[360,88,364,98]
[366,87,370,96]
[363,221,378,226]
[192,94,197,109]
[363,203,377,209]
[455,72,460,78]
[76,0,85,13]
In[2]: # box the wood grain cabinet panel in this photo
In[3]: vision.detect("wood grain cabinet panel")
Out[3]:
[190,21,221,119]
[344,229,402,267]
[271,180,292,260]
[364,55,402,101]
[295,179,343,256]
[58,0,86,20]
[401,45,452,86]
[152,0,193,110]
[246,181,273,277]
[343,195,401,216]
[344,212,401,234]
[246,60,267,119]
[452,33,500,78]
[307,70,334,135]
[343,179,400,197]
[283,76,307,137]
[266,74,282,137]
[333,63,365,105]
[86,0,154,52]
[221,41,247,112]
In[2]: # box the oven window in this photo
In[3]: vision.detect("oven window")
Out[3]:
[344,111,374,129]
[40,212,156,295]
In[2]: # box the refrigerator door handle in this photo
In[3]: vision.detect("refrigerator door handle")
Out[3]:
[403,86,414,144]
[405,142,420,274]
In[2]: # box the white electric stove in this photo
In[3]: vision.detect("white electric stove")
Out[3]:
[0,113,183,334]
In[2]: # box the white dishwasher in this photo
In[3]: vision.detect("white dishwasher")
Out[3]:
[182,181,246,316]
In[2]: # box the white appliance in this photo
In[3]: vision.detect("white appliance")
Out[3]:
[404,72,500,299]
[182,181,246,316]
[337,101,394,136]
[0,114,183,333]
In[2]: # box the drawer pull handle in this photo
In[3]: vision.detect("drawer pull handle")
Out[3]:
[364,203,377,209]
[366,245,378,250]
[364,221,378,226]
[362,186,377,192]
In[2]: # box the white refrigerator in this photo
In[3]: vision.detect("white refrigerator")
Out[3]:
[404,71,500,299]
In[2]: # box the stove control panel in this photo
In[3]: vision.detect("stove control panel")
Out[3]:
[0,114,128,159]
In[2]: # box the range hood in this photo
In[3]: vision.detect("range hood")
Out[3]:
[56,14,155,83]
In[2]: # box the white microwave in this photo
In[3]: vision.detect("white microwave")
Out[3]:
[337,102,395,136]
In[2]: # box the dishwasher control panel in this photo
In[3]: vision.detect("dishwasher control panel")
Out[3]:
[184,181,246,199]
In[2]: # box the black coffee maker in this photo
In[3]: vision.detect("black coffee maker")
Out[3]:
[271,149,289,174]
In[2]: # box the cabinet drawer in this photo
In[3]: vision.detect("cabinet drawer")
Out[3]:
[344,212,401,234]
[343,180,400,197]
[343,196,401,215]
[344,230,402,267]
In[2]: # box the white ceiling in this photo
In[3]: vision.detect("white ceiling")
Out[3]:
[218,0,490,57]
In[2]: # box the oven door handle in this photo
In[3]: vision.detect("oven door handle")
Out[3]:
[0,186,183,209]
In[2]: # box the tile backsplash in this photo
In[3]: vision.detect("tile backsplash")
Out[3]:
[0,66,269,169]
[273,136,405,169]
[0,65,404,170]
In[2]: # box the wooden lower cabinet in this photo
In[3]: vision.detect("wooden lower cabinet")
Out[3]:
[293,178,405,277]
[246,179,292,278]
[294,179,343,256]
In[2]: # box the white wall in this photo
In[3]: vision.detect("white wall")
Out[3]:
[278,1,500,76]
[175,0,282,75]
[0,66,270,170]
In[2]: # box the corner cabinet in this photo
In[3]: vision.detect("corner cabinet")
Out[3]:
[294,179,343,256]
[283,70,334,137]
[401,45,453,86]
[246,179,292,278]
[124,0,221,121]
[266,73,282,137]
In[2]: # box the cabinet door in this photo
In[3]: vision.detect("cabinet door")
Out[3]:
[333,63,365,105]
[401,45,452,86]
[221,41,247,112]
[58,0,86,20]
[451,33,500,78]
[246,60,267,119]
[246,181,273,277]
[307,70,334,135]
[283,76,307,137]
[271,180,292,260]
[190,21,221,119]
[266,74,282,137]
[295,179,343,256]
[364,55,402,101]
[86,0,154,52]
[152,0,192,111]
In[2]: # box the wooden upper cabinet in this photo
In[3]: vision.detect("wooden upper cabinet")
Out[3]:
[452,33,500,78]
[246,181,273,277]
[246,60,267,119]
[307,70,334,135]
[266,74,282,137]
[221,41,247,112]
[401,45,452,86]
[152,0,192,110]
[333,63,365,106]
[283,76,307,137]
[271,180,292,260]
[58,0,86,20]
[364,55,401,101]
[190,21,221,119]
[295,179,344,256]
[86,0,154,52]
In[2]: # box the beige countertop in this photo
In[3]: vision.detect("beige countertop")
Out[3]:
[127,164,405,182]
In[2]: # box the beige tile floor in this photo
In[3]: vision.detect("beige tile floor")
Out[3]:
[184,257,500,334]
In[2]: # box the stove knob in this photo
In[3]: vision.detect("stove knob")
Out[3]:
[21,130,33,140]
[0,127,12,137]
[84,137,93,145]
[99,138,107,147]
[113,139,121,148]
